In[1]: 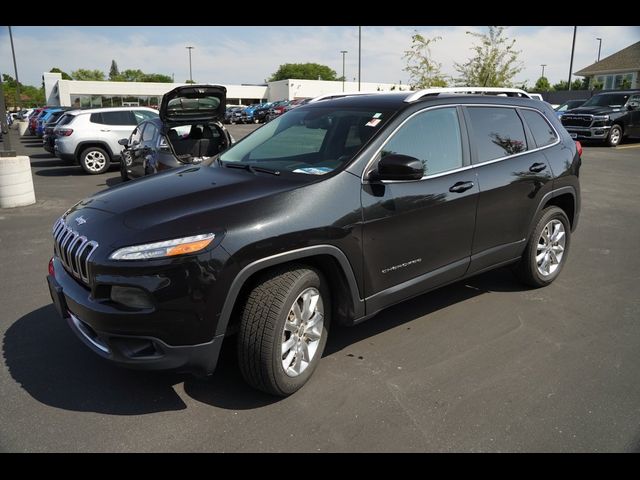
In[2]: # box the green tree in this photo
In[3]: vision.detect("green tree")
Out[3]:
[140,73,172,83]
[185,79,196,84]
[590,78,604,90]
[403,32,448,88]
[71,69,105,81]
[552,79,584,91]
[2,74,44,107]
[109,60,120,80]
[621,77,632,89]
[49,67,72,80]
[454,26,523,87]
[268,63,337,81]
[533,76,552,92]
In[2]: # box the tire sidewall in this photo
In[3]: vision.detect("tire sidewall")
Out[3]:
[608,125,622,147]
[527,207,571,286]
[270,269,331,395]
[80,147,110,175]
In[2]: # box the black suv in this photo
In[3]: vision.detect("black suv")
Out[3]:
[560,90,640,146]
[46,91,581,396]
[119,85,232,181]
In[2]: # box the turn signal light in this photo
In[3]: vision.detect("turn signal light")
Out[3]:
[48,257,55,276]
[575,141,583,158]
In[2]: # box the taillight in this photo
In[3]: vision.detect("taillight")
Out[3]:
[48,257,55,277]
[575,140,583,158]
[58,128,73,136]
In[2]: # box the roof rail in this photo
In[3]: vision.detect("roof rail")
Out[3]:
[308,91,405,103]
[404,87,533,103]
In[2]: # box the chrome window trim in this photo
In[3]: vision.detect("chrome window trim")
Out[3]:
[361,103,561,184]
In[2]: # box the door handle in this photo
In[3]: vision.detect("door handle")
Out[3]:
[529,162,547,173]
[449,181,475,193]
[100,129,111,132]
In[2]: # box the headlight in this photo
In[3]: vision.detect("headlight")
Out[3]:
[593,115,609,121]
[109,233,215,261]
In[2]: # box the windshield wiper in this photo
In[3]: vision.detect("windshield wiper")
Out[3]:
[224,162,280,175]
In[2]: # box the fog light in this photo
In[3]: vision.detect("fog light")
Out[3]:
[110,286,153,309]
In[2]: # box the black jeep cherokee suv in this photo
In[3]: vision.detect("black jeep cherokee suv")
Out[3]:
[47,91,581,396]
[561,90,640,146]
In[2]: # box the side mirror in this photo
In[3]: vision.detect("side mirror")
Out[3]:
[118,138,129,146]
[369,154,424,181]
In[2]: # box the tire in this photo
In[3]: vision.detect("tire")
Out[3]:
[514,206,571,288]
[79,146,110,175]
[607,125,622,147]
[119,161,129,181]
[237,265,331,396]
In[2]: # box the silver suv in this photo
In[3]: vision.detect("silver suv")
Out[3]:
[53,107,158,174]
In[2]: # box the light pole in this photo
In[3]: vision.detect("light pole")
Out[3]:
[568,26,577,91]
[8,26,20,109]
[340,50,347,92]
[540,64,547,79]
[358,26,361,91]
[186,46,194,83]
[596,37,602,62]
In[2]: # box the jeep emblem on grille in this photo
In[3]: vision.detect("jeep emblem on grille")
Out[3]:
[75,216,87,225]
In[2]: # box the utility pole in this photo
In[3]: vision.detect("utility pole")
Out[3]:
[340,50,347,92]
[568,26,577,91]
[186,46,194,83]
[596,37,602,62]
[8,26,20,110]
[540,64,547,79]
[358,26,361,92]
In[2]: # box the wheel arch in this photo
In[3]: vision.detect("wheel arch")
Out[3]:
[531,186,577,234]
[216,245,365,337]
[74,141,116,163]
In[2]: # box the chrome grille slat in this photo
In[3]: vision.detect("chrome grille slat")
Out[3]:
[51,218,99,285]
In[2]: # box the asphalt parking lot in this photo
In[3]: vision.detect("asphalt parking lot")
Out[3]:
[1,126,639,452]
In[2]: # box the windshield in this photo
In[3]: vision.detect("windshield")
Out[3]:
[582,93,630,108]
[219,107,391,175]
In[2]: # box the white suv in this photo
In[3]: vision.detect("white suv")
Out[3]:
[53,107,158,174]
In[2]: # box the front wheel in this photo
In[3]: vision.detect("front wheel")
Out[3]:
[237,266,331,396]
[607,125,622,147]
[514,206,571,288]
[80,146,110,175]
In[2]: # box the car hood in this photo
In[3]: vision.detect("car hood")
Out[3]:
[565,106,619,115]
[62,166,308,249]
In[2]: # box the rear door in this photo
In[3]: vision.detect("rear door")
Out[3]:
[464,105,554,274]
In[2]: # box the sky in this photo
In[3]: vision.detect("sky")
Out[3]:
[1,26,639,88]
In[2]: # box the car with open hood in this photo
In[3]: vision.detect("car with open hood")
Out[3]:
[119,84,232,181]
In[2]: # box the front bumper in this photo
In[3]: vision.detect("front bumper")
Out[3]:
[563,125,611,140]
[46,254,228,375]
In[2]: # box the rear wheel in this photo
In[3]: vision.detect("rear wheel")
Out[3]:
[237,265,330,396]
[607,125,622,147]
[80,147,110,175]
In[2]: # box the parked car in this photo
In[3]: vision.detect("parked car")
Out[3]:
[266,100,290,122]
[553,99,587,118]
[560,90,640,146]
[224,106,244,124]
[283,97,312,113]
[53,106,158,174]
[36,107,72,137]
[47,89,581,396]
[119,85,232,181]
[43,110,76,153]
[28,108,45,134]
[251,102,272,123]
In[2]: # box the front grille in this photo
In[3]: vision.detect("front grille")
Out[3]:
[561,115,593,127]
[52,218,99,284]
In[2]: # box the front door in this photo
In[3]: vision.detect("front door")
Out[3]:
[361,106,479,312]
[127,123,147,178]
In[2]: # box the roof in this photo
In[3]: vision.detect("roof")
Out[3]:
[575,41,640,76]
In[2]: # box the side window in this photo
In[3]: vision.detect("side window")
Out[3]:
[466,107,527,163]
[101,111,137,126]
[381,107,462,176]
[89,112,104,124]
[521,109,558,148]
[142,123,157,143]
[627,94,640,107]
[130,125,144,145]
[134,110,158,123]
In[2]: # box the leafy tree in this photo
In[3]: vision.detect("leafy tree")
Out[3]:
[140,73,172,83]
[71,69,106,81]
[533,76,552,92]
[621,78,632,89]
[454,26,523,87]
[268,63,337,81]
[552,79,584,91]
[49,67,72,80]
[403,32,448,88]
[2,74,44,107]
[185,79,196,84]
[109,60,120,81]
[590,78,604,90]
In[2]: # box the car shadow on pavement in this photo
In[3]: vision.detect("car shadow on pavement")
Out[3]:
[324,267,528,356]
[35,167,87,177]
[3,305,280,414]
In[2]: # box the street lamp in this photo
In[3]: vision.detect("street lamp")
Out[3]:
[540,64,547,79]
[8,26,20,109]
[186,46,194,83]
[596,37,602,62]
[358,26,361,91]
[340,50,348,92]
[568,26,577,91]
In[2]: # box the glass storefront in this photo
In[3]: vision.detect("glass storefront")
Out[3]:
[70,94,160,110]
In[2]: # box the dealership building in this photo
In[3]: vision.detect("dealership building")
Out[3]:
[43,72,410,109]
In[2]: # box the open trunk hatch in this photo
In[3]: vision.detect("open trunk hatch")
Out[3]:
[160,85,227,123]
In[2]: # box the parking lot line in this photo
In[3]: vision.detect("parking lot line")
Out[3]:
[615,144,640,150]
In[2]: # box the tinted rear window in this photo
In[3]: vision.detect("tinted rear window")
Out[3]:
[166,96,220,117]
[521,109,557,148]
[467,107,527,163]
[90,111,136,125]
